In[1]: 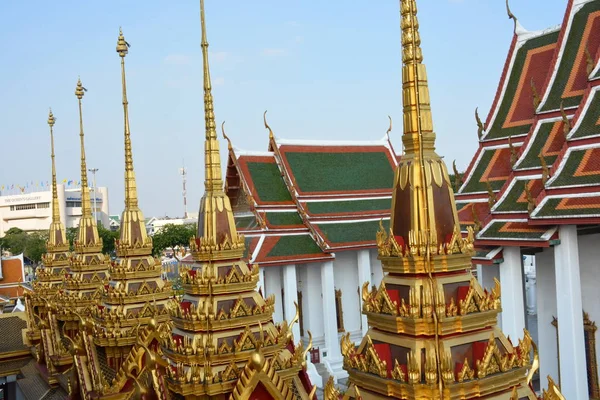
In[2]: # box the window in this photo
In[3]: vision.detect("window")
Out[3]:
[13,204,36,211]
[66,201,82,208]
[36,202,50,209]
[335,289,344,332]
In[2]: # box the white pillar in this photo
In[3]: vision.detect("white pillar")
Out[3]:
[282,264,300,341]
[554,225,587,399]
[499,247,526,342]
[357,250,371,337]
[264,267,283,323]
[536,248,559,391]
[98,187,110,228]
[475,264,484,286]
[57,183,67,227]
[257,266,266,296]
[321,260,346,381]
[370,249,384,287]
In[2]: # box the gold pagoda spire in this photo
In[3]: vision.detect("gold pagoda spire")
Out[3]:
[115,28,151,254]
[74,78,102,251]
[201,0,223,193]
[192,0,244,261]
[46,109,68,249]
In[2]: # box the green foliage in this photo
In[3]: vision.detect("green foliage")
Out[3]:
[97,223,119,256]
[151,223,196,257]
[66,227,78,251]
[0,228,47,264]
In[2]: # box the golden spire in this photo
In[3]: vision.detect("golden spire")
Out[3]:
[400,0,435,155]
[74,78,102,251]
[46,109,68,249]
[201,0,223,193]
[115,28,150,253]
[75,79,92,219]
[192,0,244,261]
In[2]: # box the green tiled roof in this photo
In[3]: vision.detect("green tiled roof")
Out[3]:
[535,197,600,217]
[494,180,529,213]
[246,161,292,203]
[461,149,507,193]
[539,2,600,112]
[571,89,600,139]
[549,148,600,187]
[267,235,323,258]
[236,215,258,230]
[486,30,559,139]
[317,219,389,245]
[515,121,562,169]
[284,152,394,193]
[479,221,548,240]
[265,212,304,227]
[306,198,391,215]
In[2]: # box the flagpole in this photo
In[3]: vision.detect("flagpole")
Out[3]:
[89,168,99,224]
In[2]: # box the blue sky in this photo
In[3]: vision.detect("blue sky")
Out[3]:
[0,0,568,217]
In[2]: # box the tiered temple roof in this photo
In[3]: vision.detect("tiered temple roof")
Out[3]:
[456,0,600,252]
[162,2,315,398]
[57,79,110,331]
[324,0,563,399]
[223,121,398,267]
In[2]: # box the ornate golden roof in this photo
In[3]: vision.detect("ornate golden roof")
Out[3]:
[90,28,172,353]
[57,79,110,324]
[161,2,313,399]
[328,1,566,399]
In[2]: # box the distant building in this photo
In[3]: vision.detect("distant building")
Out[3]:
[145,212,197,235]
[108,214,120,231]
[0,184,109,236]
[0,254,26,310]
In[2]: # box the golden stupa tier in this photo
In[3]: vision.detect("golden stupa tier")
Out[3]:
[56,78,112,325]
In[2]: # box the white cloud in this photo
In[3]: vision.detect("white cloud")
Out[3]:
[164,54,190,65]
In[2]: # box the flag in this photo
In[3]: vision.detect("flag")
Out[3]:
[62,179,67,184]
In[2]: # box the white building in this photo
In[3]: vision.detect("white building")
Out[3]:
[0,184,110,236]
[146,212,198,235]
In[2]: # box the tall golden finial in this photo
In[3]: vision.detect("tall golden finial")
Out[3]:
[400,0,436,155]
[46,109,68,250]
[75,79,92,219]
[115,28,151,252]
[48,109,60,224]
[116,28,139,209]
[201,0,223,193]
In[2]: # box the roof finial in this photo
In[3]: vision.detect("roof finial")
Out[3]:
[585,47,595,76]
[264,110,274,140]
[75,78,93,219]
[201,0,223,192]
[506,0,518,32]
[117,28,139,210]
[560,101,571,137]
[475,107,484,139]
[386,115,393,136]
[221,121,232,150]
[48,109,60,223]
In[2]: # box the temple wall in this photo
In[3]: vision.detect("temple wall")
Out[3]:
[333,251,361,335]
[535,247,559,391]
[578,233,600,383]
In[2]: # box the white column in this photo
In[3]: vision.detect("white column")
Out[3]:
[257,266,266,296]
[499,247,526,342]
[554,225,587,399]
[475,264,484,286]
[264,267,283,323]
[536,248,559,391]
[370,249,384,287]
[282,264,300,341]
[321,260,346,381]
[99,187,110,228]
[357,250,371,337]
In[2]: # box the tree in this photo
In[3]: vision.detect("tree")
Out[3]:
[0,227,28,256]
[97,223,119,256]
[66,227,78,251]
[25,232,47,265]
[151,224,196,257]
